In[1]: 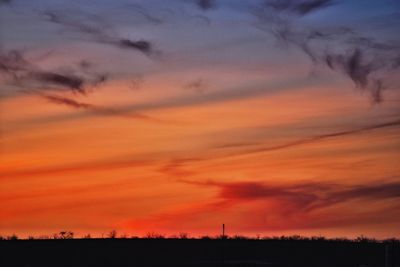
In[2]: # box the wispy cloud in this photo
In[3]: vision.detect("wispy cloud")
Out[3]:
[149,118,400,179]
[207,180,400,212]
[196,0,216,11]
[125,178,400,232]
[12,76,316,127]
[40,93,159,121]
[265,0,335,16]
[41,94,92,109]
[0,49,107,95]
[183,78,207,93]
[230,118,400,157]
[43,10,158,56]
[253,0,400,103]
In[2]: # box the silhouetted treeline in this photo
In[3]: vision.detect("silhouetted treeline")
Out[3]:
[1,231,398,243]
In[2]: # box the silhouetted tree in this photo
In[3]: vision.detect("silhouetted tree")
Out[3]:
[179,233,189,239]
[83,234,92,239]
[7,234,18,240]
[108,230,117,239]
[53,231,74,239]
[356,235,376,243]
[145,232,164,239]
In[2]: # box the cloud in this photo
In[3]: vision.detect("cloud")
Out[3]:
[41,94,92,109]
[266,0,334,16]
[123,3,165,25]
[151,118,400,178]
[40,93,159,121]
[0,49,163,124]
[210,180,400,211]
[43,10,157,56]
[211,118,400,159]
[183,78,207,93]
[125,178,400,232]
[196,0,216,11]
[213,142,260,149]
[254,1,400,103]
[0,49,107,95]
[0,0,11,5]
[16,76,313,127]
[31,72,85,94]
[118,39,153,55]
[0,50,31,78]
[180,178,400,220]
[324,48,388,103]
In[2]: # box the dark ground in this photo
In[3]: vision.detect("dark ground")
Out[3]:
[0,239,399,267]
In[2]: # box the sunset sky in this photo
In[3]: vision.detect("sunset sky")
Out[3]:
[1,0,400,239]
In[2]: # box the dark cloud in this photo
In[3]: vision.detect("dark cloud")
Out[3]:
[183,78,207,93]
[323,47,393,103]
[13,76,307,127]
[124,3,164,24]
[254,1,400,103]
[118,39,153,55]
[0,0,11,5]
[0,49,107,95]
[213,118,400,158]
[266,0,334,16]
[0,50,31,78]
[130,178,400,231]
[41,94,93,109]
[43,11,157,56]
[186,179,400,212]
[294,0,334,15]
[157,119,400,180]
[141,119,400,178]
[32,72,85,93]
[41,93,158,121]
[214,142,259,149]
[196,0,216,10]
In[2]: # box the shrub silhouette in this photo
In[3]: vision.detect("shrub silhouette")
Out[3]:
[145,232,165,239]
[179,232,189,239]
[53,231,74,239]
[356,235,376,243]
[108,230,117,239]
[83,234,91,239]
[7,234,18,240]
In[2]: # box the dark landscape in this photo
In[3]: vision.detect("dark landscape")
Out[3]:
[1,238,399,267]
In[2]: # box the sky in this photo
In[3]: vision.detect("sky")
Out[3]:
[0,0,400,239]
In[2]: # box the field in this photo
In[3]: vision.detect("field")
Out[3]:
[1,238,399,267]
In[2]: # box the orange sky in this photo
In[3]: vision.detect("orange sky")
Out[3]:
[1,0,400,239]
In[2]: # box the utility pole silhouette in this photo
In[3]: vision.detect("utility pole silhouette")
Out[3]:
[221,224,225,267]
